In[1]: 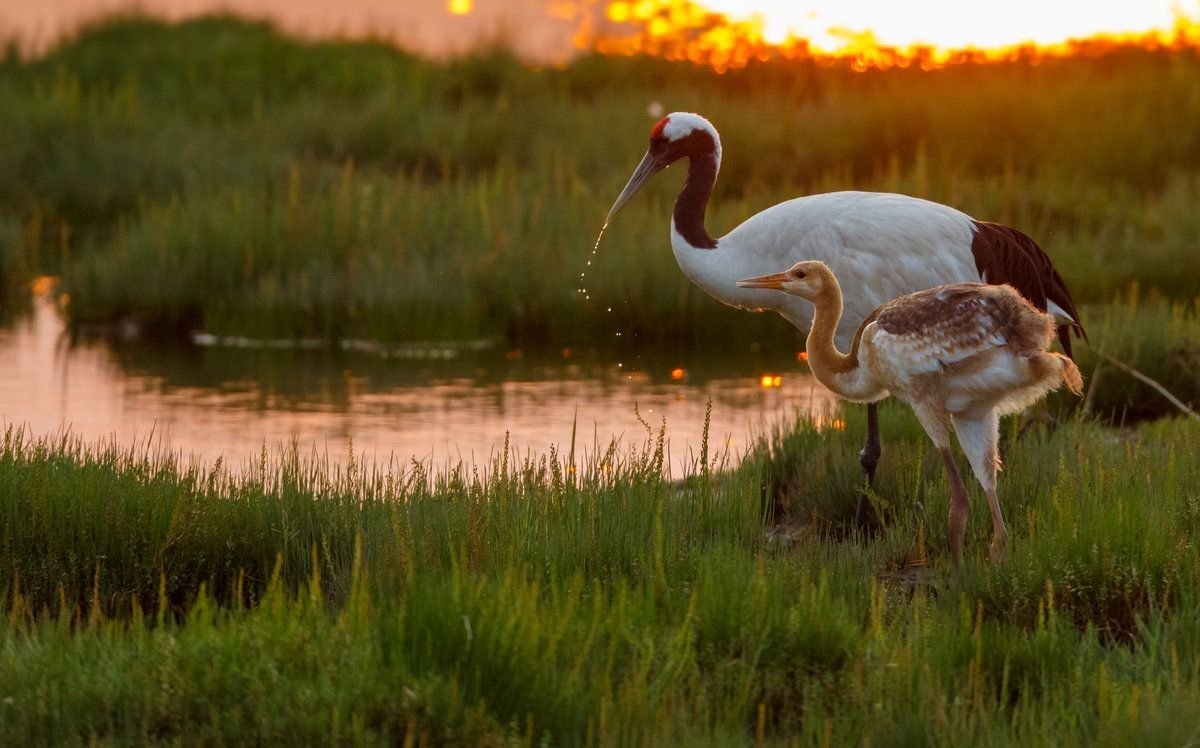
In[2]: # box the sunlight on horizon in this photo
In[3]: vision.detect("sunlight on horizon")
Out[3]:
[690,0,1190,51]
[446,0,474,17]
[587,0,1200,70]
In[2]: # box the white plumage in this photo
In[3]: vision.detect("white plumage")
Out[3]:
[737,260,1084,565]
[671,191,979,350]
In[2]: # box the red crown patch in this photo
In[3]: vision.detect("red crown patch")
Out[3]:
[650,116,669,139]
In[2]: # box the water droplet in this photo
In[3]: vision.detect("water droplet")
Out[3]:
[578,227,607,300]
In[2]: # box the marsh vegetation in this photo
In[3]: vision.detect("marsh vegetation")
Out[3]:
[3,413,1200,744]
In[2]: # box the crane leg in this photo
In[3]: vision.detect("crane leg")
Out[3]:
[939,447,971,569]
[855,402,882,530]
[910,405,965,567]
[951,411,1007,564]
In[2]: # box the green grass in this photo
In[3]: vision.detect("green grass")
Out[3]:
[2,410,1200,743]
[1072,293,1200,422]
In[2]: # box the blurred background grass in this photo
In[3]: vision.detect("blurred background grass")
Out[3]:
[1,16,1198,341]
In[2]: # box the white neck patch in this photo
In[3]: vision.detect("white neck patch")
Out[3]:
[663,112,722,168]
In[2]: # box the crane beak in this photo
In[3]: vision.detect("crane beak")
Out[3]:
[736,272,791,290]
[605,149,668,226]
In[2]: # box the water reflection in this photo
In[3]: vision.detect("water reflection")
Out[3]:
[0,295,839,475]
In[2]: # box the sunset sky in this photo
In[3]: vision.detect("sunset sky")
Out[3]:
[688,0,1190,50]
[1,0,1196,60]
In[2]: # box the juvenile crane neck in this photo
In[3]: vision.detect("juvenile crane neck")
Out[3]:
[804,283,865,396]
[673,153,718,250]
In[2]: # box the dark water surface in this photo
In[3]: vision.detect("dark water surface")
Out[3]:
[0,293,838,475]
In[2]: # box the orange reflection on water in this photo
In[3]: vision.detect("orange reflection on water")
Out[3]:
[30,275,58,297]
[815,416,846,432]
[0,296,839,476]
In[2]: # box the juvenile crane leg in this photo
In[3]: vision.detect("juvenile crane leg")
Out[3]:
[939,447,971,568]
[984,488,1008,564]
[912,406,969,567]
[953,412,1007,564]
[855,403,882,530]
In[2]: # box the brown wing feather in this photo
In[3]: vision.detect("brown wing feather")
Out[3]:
[873,284,993,338]
[869,282,1054,358]
[970,220,1086,357]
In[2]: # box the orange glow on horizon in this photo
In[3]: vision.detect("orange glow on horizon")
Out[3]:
[580,0,1200,72]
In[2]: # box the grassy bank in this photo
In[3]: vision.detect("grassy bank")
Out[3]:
[0,16,1198,346]
[2,409,1200,743]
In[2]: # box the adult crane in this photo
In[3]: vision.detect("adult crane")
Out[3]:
[737,260,1083,565]
[603,112,1085,528]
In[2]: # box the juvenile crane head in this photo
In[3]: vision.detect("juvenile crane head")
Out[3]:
[736,261,837,301]
[605,112,722,226]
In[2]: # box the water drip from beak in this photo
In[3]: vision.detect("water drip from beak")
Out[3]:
[578,225,607,300]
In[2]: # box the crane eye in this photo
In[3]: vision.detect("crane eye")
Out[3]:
[793,271,806,279]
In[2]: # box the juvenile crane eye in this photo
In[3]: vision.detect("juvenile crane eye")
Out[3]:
[793,271,806,279]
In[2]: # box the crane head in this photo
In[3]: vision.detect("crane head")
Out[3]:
[605,112,722,227]
[736,261,835,301]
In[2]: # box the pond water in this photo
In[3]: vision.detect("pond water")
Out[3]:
[0,291,839,476]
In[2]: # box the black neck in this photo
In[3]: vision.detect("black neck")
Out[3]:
[673,153,718,250]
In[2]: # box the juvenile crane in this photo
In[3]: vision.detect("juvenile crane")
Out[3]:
[604,111,1085,527]
[737,261,1083,565]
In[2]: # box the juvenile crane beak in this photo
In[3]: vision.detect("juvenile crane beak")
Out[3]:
[605,149,669,226]
[736,272,792,290]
